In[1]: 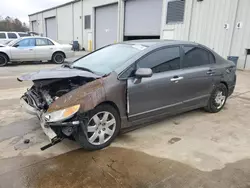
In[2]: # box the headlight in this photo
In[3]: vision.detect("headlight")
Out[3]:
[45,104,80,123]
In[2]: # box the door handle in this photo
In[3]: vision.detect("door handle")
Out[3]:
[171,76,183,82]
[207,69,215,75]
[29,49,33,51]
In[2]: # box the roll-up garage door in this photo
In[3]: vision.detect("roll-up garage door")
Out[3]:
[45,17,57,40]
[124,0,162,37]
[95,4,118,49]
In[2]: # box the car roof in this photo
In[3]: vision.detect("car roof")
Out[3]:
[20,36,48,39]
[123,39,198,47]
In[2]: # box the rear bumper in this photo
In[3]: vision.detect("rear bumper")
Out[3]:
[20,97,57,141]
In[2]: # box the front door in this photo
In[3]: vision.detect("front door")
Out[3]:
[127,46,185,121]
[10,38,36,61]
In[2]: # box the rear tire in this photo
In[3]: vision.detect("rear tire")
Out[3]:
[52,52,65,64]
[74,104,121,151]
[0,53,8,67]
[205,83,228,113]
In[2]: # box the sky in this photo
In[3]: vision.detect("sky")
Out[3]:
[0,0,72,23]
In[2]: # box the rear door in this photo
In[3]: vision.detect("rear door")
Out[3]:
[178,45,215,107]
[127,46,186,121]
[34,38,55,60]
[10,38,36,61]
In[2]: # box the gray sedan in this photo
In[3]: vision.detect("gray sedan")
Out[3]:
[19,40,236,150]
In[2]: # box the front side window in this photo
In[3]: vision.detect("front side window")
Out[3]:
[7,33,18,39]
[0,33,6,39]
[16,38,35,47]
[183,46,210,68]
[137,47,181,73]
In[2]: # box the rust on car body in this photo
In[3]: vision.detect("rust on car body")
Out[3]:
[47,78,106,113]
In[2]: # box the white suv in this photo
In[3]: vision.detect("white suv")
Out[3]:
[0,32,30,45]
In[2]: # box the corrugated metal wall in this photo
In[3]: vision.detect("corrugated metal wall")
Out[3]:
[162,0,250,69]
[230,0,250,69]
[73,1,83,47]
[57,4,73,44]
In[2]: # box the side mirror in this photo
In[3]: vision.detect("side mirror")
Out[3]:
[13,44,19,48]
[135,68,153,78]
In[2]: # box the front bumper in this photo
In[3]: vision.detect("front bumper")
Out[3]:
[20,97,57,142]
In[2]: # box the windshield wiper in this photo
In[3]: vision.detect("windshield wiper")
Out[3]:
[72,66,94,73]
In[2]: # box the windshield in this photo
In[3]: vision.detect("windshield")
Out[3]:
[72,44,146,75]
[7,38,20,46]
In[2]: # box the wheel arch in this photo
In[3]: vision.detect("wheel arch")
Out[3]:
[52,51,66,59]
[0,52,10,62]
[219,81,229,92]
[97,101,121,117]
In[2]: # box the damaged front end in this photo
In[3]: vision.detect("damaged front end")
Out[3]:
[19,67,106,150]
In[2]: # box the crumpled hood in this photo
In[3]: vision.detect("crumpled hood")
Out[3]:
[17,66,101,81]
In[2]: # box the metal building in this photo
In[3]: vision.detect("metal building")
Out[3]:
[29,0,250,70]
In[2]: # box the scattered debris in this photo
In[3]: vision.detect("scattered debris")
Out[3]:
[168,137,181,145]
[173,121,180,125]
[24,139,30,144]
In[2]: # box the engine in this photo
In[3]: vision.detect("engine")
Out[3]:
[24,77,94,110]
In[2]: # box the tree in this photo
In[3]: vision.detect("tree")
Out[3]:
[0,16,29,32]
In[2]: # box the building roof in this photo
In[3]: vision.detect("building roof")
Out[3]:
[29,0,81,16]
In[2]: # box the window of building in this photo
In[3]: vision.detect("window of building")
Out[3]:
[7,33,18,39]
[137,47,181,73]
[0,33,6,39]
[85,15,91,29]
[166,0,185,24]
[183,46,210,68]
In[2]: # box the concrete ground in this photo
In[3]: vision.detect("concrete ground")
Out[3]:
[0,60,250,187]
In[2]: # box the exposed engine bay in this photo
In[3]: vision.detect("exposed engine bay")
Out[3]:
[23,77,94,111]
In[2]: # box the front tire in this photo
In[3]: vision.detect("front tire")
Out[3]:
[205,83,228,113]
[0,53,8,67]
[52,52,65,64]
[74,104,121,151]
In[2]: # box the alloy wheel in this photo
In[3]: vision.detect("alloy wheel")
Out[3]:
[214,91,226,109]
[87,111,116,145]
[55,54,64,63]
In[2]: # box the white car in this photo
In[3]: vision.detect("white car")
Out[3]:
[0,31,31,44]
[0,37,74,66]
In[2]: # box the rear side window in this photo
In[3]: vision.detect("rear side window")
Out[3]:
[7,33,18,39]
[47,39,54,45]
[183,46,210,68]
[36,38,53,46]
[0,33,6,39]
[137,47,181,73]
